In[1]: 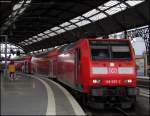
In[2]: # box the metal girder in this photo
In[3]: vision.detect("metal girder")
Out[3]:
[0,0,28,33]
[127,26,149,53]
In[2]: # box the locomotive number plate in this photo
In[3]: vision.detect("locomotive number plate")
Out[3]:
[108,67,118,74]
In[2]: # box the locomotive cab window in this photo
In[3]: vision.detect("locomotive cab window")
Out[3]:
[89,40,132,60]
[91,46,109,60]
[111,46,131,60]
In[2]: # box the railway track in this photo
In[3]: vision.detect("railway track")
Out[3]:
[51,79,149,116]
[83,106,137,116]
[115,107,131,116]
[54,80,135,116]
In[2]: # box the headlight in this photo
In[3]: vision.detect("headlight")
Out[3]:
[93,79,101,84]
[124,79,132,84]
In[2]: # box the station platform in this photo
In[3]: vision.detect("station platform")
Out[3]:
[1,73,85,115]
[136,76,150,89]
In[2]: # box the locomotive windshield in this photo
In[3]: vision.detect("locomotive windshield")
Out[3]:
[89,40,132,60]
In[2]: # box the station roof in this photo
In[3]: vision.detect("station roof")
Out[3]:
[0,0,20,24]
[0,0,149,52]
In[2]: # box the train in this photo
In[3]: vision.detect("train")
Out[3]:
[14,37,138,109]
[31,48,59,77]
[13,55,32,74]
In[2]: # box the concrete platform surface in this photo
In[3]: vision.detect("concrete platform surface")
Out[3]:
[0,73,85,115]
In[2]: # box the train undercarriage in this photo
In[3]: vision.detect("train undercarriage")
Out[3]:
[79,87,138,109]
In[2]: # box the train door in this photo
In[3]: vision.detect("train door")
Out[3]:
[24,61,28,73]
[75,48,81,82]
[24,61,27,73]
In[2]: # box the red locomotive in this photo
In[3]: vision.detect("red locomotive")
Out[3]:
[56,38,137,109]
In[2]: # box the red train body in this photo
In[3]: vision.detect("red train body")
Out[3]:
[56,38,137,108]
[13,55,32,74]
[31,48,59,78]
[17,38,137,108]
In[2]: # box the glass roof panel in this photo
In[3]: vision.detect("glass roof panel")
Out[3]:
[126,0,144,6]
[32,39,37,42]
[36,38,43,41]
[24,43,28,46]
[56,29,66,34]
[44,30,51,34]
[33,36,38,38]
[28,38,33,40]
[75,20,91,27]
[60,22,71,27]
[104,1,120,7]
[25,40,29,42]
[48,33,57,36]
[64,24,77,30]
[38,33,44,36]
[83,9,100,18]
[28,41,33,44]
[98,1,120,11]
[51,27,60,31]
[70,16,84,23]
[98,6,108,11]
[42,35,49,38]
[105,3,127,15]
[89,13,106,22]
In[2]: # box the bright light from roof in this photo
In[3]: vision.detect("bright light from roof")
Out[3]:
[104,1,120,7]
[48,33,57,36]
[60,22,71,27]
[64,25,77,30]
[0,43,24,58]
[56,29,65,34]
[38,33,44,36]
[44,30,51,34]
[33,36,38,38]
[83,9,99,18]
[42,35,49,38]
[37,38,42,41]
[75,20,90,27]
[70,16,84,23]
[51,27,60,31]
[126,0,144,6]
[105,3,127,15]
[89,13,106,21]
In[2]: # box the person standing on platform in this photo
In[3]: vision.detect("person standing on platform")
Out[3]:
[8,60,16,80]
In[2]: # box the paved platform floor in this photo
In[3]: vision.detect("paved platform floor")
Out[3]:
[0,73,85,115]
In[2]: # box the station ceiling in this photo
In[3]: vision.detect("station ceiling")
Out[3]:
[0,0,149,52]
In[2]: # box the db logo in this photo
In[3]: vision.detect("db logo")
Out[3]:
[108,68,118,74]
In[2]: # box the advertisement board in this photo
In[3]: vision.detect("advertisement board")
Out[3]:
[136,58,145,76]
